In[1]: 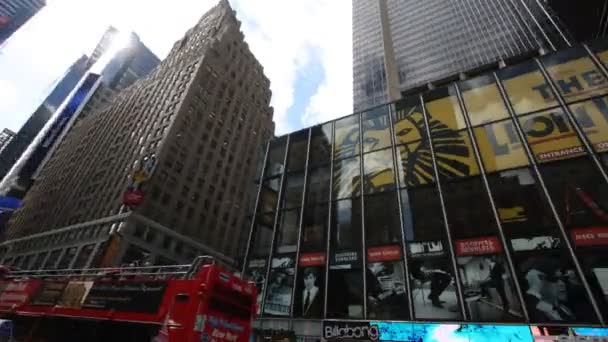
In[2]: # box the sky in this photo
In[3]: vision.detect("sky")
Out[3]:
[0,0,353,136]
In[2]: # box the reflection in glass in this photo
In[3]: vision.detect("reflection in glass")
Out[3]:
[281,172,304,209]
[393,99,426,145]
[363,148,395,194]
[474,120,530,173]
[365,192,401,247]
[306,166,330,204]
[401,187,444,242]
[460,74,509,126]
[396,142,435,187]
[334,114,360,160]
[331,199,362,251]
[327,269,364,318]
[498,60,558,115]
[569,96,608,155]
[250,214,274,257]
[441,177,498,239]
[309,123,332,166]
[264,137,287,177]
[301,203,328,253]
[259,177,280,213]
[276,209,299,254]
[333,157,361,199]
[518,108,586,163]
[362,105,392,153]
[542,47,608,104]
[286,130,309,172]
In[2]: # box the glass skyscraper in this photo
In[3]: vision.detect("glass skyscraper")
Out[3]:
[352,0,573,112]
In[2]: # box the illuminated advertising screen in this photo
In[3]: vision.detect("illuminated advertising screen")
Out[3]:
[19,73,100,180]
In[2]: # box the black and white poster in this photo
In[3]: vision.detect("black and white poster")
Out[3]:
[409,257,461,320]
[246,258,267,314]
[263,256,295,316]
[294,266,325,318]
[457,255,523,321]
[366,261,409,319]
[519,255,597,323]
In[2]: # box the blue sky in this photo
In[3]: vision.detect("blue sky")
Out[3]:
[0,0,353,135]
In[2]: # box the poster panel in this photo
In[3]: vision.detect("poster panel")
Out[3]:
[263,255,295,316]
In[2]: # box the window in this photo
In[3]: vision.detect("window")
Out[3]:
[361,105,391,152]
[334,114,360,160]
[497,60,558,115]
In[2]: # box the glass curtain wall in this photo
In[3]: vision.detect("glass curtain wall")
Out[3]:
[243,40,608,325]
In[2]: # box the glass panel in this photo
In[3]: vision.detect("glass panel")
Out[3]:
[332,156,361,200]
[518,108,587,163]
[73,244,95,268]
[264,255,295,316]
[276,209,299,254]
[424,86,467,132]
[568,96,608,155]
[396,142,435,187]
[328,196,363,319]
[309,123,332,167]
[442,176,525,321]
[460,74,510,126]
[31,252,48,270]
[44,250,60,269]
[541,47,608,104]
[250,213,274,258]
[365,192,401,247]
[361,105,392,153]
[393,98,427,145]
[498,60,559,115]
[287,130,309,172]
[474,120,530,173]
[301,203,328,253]
[294,265,325,318]
[334,114,360,160]
[330,198,362,251]
[306,165,330,204]
[363,148,395,194]
[401,187,462,320]
[425,88,480,179]
[281,172,304,209]
[486,167,599,323]
[264,137,287,178]
[538,157,608,319]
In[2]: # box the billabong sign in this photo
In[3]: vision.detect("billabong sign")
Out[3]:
[323,321,379,340]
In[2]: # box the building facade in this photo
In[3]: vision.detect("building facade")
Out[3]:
[0,129,15,154]
[547,0,608,42]
[244,40,608,339]
[352,0,574,112]
[0,0,274,270]
[0,0,45,45]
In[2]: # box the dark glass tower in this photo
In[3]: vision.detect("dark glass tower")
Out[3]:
[352,0,573,111]
[0,0,45,45]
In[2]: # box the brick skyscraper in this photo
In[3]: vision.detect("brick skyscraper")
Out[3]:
[1,0,274,269]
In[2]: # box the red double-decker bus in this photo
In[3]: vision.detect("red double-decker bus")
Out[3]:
[0,256,257,342]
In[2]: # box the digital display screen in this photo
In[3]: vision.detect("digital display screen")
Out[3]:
[372,322,533,342]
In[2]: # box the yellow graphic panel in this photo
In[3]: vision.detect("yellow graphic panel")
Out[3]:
[474,121,530,173]
[569,96,608,153]
[425,95,466,131]
[545,56,608,103]
[461,82,509,126]
[501,66,558,115]
[518,109,586,162]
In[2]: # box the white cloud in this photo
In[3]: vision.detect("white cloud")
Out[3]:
[233,0,352,134]
[0,0,352,136]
